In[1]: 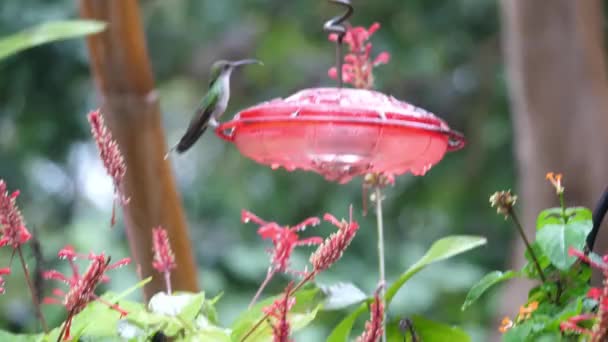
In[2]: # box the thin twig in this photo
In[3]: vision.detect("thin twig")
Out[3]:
[508,209,547,282]
[17,246,48,333]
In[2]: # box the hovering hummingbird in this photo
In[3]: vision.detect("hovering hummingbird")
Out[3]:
[168,59,262,155]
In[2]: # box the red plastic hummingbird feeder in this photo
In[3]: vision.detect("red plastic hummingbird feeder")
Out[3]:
[216,88,464,183]
[214,3,465,184]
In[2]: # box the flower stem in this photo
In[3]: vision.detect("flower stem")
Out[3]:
[249,269,275,308]
[508,209,547,282]
[374,186,387,342]
[17,246,48,333]
[559,192,567,223]
[164,271,172,295]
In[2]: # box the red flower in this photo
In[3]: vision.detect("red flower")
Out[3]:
[43,247,130,340]
[0,268,9,294]
[88,110,128,226]
[152,227,176,294]
[242,210,323,305]
[0,180,32,249]
[263,283,296,342]
[564,248,608,341]
[356,291,384,342]
[242,210,323,274]
[309,206,359,274]
[328,22,391,89]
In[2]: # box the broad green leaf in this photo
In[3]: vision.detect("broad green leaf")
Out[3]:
[386,315,470,342]
[230,288,320,341]
[185,328,231,342]
[179,293,206,321]
[536,217,592,270]
[328,235,486,342]
[326,305,367,342]
[0,20,106,60]
[386,235,487,302]
[536,207,592,230]
[462,270,518,310]
[319,282,367,310]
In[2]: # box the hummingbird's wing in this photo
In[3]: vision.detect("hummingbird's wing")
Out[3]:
[175,92,219,154]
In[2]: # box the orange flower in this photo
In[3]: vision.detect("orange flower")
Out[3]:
[546,172,564,194]
[499,317,514,333]
[518,301,539,321]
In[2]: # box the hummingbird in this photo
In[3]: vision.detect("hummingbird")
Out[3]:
[168,59,262,155]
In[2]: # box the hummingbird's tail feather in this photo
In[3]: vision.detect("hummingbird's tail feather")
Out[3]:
[174,104,214,154]
[175,124,208,154]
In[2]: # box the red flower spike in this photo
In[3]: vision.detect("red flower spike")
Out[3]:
[88,110,129,226]
[560,314,595,335]
[0,180,32,249]
[564,248,608,341]
[356,291,384,342]
[243,210,323,306]
[43,248,130,341]
[327,22,390,89]
[263,283,296,342]
[0,267,10,294]
[310,206,359,274]
[152,226,176,294]
[589,288,603,300]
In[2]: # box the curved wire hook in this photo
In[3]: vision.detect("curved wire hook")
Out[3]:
[323,0,354,88]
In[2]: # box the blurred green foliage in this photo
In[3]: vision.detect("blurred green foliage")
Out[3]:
[0,0,511,340]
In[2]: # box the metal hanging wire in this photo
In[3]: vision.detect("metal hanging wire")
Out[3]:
[323,0,353,88]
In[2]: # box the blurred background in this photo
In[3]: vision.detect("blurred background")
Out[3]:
[1,0,607,341]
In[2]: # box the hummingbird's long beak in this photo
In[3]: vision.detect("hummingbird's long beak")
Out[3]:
[229,59,263,67]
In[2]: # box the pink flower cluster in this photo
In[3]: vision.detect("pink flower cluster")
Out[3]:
[0,180,32,249]
[244,206,360,341]
[310,207,359,274]
[87,110,128,225]
[560,248,608,341]
[328,22,391,89]
[242,210,323,274]
[0,179,32,294]
[152,226,177,294]
[263,283,296,342]
[356,291,384,342]
[0,268,9,294]
[43,246,131,340]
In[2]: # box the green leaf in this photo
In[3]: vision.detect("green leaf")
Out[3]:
[178,293,206,321]
[386,235,487,302]
[319,282,367,310]
[386,316,470,342]
[328,235,486,342]
[230,288,320,341]
[326,305,367,342]
[0,331,42,342]
[536,207,592,230]
[0,20,106,61]
[202,292,223,325]
[462,270,518,310]
[536,211,592,270]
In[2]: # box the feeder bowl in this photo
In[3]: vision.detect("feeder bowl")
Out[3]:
[216,87,465,183]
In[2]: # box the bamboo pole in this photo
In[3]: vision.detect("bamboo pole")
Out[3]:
[78,0,198,298]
